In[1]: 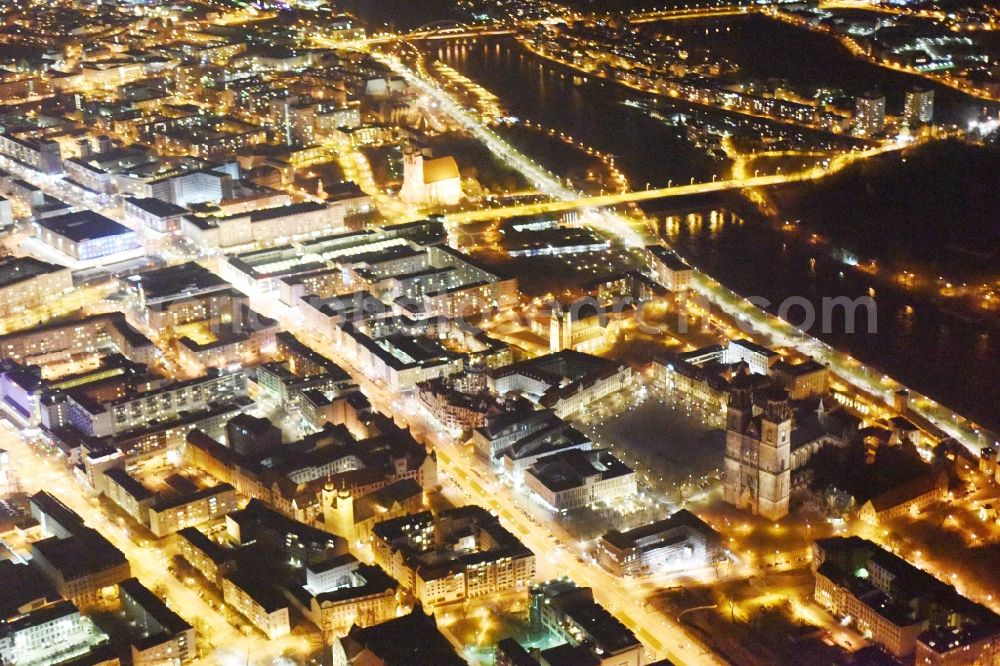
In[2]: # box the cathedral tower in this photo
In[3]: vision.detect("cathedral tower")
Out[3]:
[723,381,792,521]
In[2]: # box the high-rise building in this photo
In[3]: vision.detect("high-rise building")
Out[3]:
[904,87,934,125]
[76,138,92,158]
[96,135,115,154]
[723,383,792,520]
[38,140,63,176]
[854,92,886,137]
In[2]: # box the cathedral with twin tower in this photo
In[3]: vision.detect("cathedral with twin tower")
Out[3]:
[723,381,793,521]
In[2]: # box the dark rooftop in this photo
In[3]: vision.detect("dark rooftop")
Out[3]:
[224,570,287,613]
[601,509,720,551]
[104,467,155,502]
[125,261,229,301]
[119,577,192,637]
[36,210,134,243]
[540,643,601,666]
[527,449,633,493]
[0,256,66,289]
[343,605,466,666]
[124,196,188,218]
[0,560,58,619]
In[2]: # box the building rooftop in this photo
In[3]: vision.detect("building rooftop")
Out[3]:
[888,415,920,431]
[227,498,345,553]
[490,349,624,389]
[185,201,330,230]
[0,256,66,289]
[30,490,85,536]
[422,156,460,185]
[495,638,540,665]
[342,605,466,666]
[773,359,827,376]
[865,471,946,513]
[371,505,532,580]
[119,577,192,638]
[104,467,155,502]
[0,599,79,638]
[275,332,352,380]
[919,622,1000,655]
[729,338,779,358]
[36,210,134,242]
[31,532,128,580]
[600,509,721,551]
[153,483,234,512]
[227,413,277,437]
[0,560,59,619]
[124,261,230,302]
[527,449,633,494]
[646,244,693,272]
[224,570,288,613]
[311,563,398,605]
[533,580,641,655]
[177,526,237,565]
[353,478,423,524]
[503,421,590,462]
[540,643,601,666]
[124,196,188,218]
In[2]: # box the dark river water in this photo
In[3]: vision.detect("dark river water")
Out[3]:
[432,39,723,187]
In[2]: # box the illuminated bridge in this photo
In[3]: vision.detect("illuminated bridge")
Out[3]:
[444,171,808,223]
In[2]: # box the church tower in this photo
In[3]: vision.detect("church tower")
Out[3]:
[549,308,565,352]
[756,388,792,520]
[726,376,754,433]
[723,378,792,521]
[400,145,425,203]
[334,485,355,542]
[322,479,355,541]
[321,478,337,529]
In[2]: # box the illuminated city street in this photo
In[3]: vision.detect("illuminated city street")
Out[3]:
[0,0,999,665]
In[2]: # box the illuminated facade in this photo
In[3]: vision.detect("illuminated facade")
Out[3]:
[35,211,141,262]
[597,509,725,577]
[371,505,536,607]
[812,537,1000,660]
[904,87,934,125]
[222,572,291,640]
[401,148,463,205]
[0,601,102,666]
[181,201,345,251]
[118,578,195,665]
[723,385,792,521]
[0,257,73,320]
[854,91,886,137]
[295,555,398,641]
[147,484,239,537]
[523,449,637,511]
